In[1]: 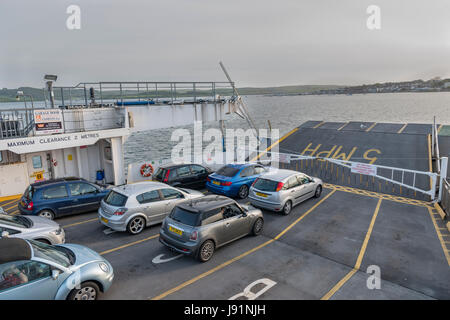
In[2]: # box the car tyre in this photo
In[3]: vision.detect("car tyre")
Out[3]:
[238,185,249,199]
[252,218,264,236]
[38,210,55,220]
[197,240,215,262]
[67,281,100,300]
[127,216,146,235]
[314,185,322,198]
[282,200,292,215]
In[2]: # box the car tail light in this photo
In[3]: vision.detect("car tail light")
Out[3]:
[114,208,128,216]
[251,178,259,187]
[275,182,284,192]
[190,231,198,241]
[206,176,211,182]
[163,170,170,182]
[26,201,33,211]
[221,181,232,186]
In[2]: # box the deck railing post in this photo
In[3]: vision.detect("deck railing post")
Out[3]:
[438,157,448,202]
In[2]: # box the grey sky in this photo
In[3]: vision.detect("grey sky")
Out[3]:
[1,0,449,88]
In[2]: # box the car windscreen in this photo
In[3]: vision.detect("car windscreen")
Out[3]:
[253,178,279,192]
[104,190,128,207]
[29,240,72,267]
[170,207,199,226]
[0,214,31,228]
[216,165,240,177]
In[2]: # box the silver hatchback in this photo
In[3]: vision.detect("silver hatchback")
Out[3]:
[98,181,204,234]
[249,169,323,215]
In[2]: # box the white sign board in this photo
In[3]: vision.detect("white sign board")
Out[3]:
[34,109,64,135]
[279,153,291,164]
[351,163,377,176]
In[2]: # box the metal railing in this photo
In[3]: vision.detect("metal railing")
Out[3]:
[0,107,126,139]
[51,81,236,108]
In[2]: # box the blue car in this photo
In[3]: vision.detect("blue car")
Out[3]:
[0,237,114,300]
[206,163,267,199]
[18,177,110,220]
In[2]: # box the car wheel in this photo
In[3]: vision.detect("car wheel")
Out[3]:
[282,200,292,215]
[238,185,249,199]
[38,210,55,220]
[314,185,322,198]
[67,281,100,300]
[252,218,264,236]
[127,216,146,235]
[197,240,215,262]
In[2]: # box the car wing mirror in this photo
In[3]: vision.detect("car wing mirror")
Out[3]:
[51,269,60,280]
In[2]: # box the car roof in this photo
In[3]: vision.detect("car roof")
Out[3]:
[258,169,304,181]
[31,177,86,188]
[177,195,234,213]
[0,238,32,264]
[222,162,257,169]
[112,181,171,196]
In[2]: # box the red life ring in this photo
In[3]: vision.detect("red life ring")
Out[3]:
[140,163,154,177]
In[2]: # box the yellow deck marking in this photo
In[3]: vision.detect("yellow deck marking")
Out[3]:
[150,188,337,300]
[1,199,19,208]
[9,209,19,215]
[427,207,450,267]
[397,123,407,134]
[100,234,160,255]
[337,122,349,131]
[63,218,98,228]
[251,127,298,161]
[321,198,382,300]
[312,121,325,129]
[366,122,377,132]
[0,194,21,202]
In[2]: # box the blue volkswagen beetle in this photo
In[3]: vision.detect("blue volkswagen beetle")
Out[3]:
[0,238,114,300]
[206,163,267,199]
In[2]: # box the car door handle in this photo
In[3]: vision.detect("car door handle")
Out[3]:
[291,190,295,193]
[225,222,231,227]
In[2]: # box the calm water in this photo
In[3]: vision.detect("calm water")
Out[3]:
[124,92,450,166]
[2,92,449,166]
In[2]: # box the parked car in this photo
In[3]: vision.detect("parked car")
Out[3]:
[18,177,110,220]
[0,213,65,244]
[206,163,267,199]
[0,238,114,300]
[98,181,204,235]
[159,195,264,262]
[152,163,212,189]
[249,169,323,215]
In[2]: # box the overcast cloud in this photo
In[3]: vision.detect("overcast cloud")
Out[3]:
[1,0,449,88]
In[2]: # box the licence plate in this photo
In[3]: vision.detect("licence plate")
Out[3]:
[101,217,109,224]
[256,192,268,198]
[169,225,183,236]
[212,180,220,186]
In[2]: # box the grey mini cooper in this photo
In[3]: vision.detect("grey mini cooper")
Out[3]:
[159,195,264,262]
[99,181,204,235]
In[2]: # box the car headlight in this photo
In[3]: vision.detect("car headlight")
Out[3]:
[99,262,110,273]
[52,227,62,235]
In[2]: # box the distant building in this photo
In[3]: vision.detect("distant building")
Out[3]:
[444,82,450,89]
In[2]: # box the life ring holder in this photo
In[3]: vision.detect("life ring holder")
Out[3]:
[140,163,154,177]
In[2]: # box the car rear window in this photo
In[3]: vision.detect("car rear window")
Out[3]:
[170,207,199,226]
[253,178,279,192]
[104,190,128,207]
[23,186,34,200]
[216,165,239,177]
[153,168,166,180]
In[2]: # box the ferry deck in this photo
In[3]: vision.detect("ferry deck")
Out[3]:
[2,120,448,300]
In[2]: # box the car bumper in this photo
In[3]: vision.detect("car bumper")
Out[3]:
[248,196,283,212]
[48,229,66,244]
[206,182,237,197]
[159,229,198,256]
[98,208,127,232]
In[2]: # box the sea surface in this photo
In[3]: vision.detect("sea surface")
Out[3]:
[2,92,449,166]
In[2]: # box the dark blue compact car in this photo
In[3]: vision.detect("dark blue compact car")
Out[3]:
[206,163,267,199]
[18,177,110,220]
